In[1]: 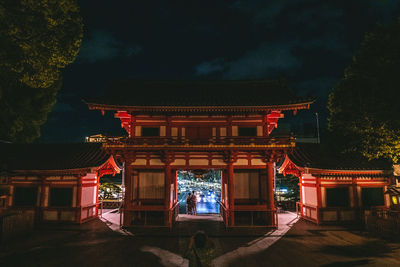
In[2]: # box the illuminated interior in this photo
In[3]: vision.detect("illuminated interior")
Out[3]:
[177,170,221,214]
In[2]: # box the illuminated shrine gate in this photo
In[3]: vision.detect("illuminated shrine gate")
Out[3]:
[87,80,313,228]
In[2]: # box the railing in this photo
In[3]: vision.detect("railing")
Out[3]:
[169,201,180,228]
[101,199,122,209]
[298,203,319,223]
[219,201,228,227]
[296,201,302,217]
[80,203,101,222]
[102,136,294,148]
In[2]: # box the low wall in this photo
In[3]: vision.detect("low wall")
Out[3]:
[102,200,121,209]
[365,210,400,238]
[0,210,35,242]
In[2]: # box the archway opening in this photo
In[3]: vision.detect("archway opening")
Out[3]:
[177,169,221,214]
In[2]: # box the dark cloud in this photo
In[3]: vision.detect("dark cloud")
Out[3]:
[38,0,400,142]
[223,43,301,79]
[77,30,141,63]
[195,58,225,76]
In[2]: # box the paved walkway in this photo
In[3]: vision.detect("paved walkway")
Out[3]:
[212,212,298,266]
[1,212,400,266]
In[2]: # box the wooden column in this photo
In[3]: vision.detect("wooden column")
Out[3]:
[299,176,303,217]
[165,164,172,227]
[220,170,225,204]
[228,163,235,226]
[39,176,47,223]
[129,112,135,138]
[316,175,322,224]
[77,175,83,223]
[352,176,359,221]
[266,163,275,210]
[266,162,275,226]
[173,170,178,205]
[95,173,100,216]
[123,164,132,227]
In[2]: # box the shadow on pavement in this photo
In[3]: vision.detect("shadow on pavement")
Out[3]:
[320,259,371,266]
[318,241,395,258]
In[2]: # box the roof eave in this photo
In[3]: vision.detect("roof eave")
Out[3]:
[299,167,391,175]
[86,101,314,112]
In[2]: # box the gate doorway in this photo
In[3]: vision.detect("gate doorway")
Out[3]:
[177,170,221,214]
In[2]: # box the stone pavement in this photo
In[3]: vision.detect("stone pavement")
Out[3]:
[1,211,400,267]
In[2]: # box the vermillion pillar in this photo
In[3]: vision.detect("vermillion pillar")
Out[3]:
[77,175,83,223]
[39,176,46,223]
[165,164,172,227]
[123,164,132,227]
[299,177,303,217]
[266,162,275,226]
[316,175,322,224]
[228,163,235,226]
[352,176,359,223]
[220,170,225,205]
[173,170,178,205]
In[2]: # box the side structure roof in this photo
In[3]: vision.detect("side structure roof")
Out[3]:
[279,143,392,175]
[85,79,314,110]
[0,143,121,174]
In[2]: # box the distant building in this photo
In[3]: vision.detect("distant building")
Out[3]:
[85,134,122,143]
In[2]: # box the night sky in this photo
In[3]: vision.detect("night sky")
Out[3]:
[39,0,400,143]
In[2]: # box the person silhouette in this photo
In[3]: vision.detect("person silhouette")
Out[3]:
[184,230,215,267]
[191,191,197,215]
[186,192,193,214]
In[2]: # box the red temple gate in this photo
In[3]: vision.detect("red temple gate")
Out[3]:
[87,80,313,228]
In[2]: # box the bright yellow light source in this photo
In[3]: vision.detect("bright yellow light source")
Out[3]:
[392,196,398,205]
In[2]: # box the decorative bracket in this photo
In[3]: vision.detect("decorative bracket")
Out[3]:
[115,111,132,135]
[266,110,284,136]
[160,151,175,165]
[222,151,238,164]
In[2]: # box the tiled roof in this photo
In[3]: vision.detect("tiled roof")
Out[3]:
[0,143,113,172]
[287,143,391,170]
[385,186,400,195]
[86,80,314,107]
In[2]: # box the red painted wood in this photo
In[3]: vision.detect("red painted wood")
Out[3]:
[299,177,304,217]
[227,164,235,226]
[77,175,82,223]
[266,163,275,210]
[165,164,172,227]
[124,166,132,226]
[316,175,322,224]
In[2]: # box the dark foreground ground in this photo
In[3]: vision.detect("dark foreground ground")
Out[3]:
[1,215,400,267]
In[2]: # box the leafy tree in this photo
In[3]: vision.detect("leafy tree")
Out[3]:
[99,182,122,200]
[276,173,299,202]
[328,18,400,163]
[0,0,83,142]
